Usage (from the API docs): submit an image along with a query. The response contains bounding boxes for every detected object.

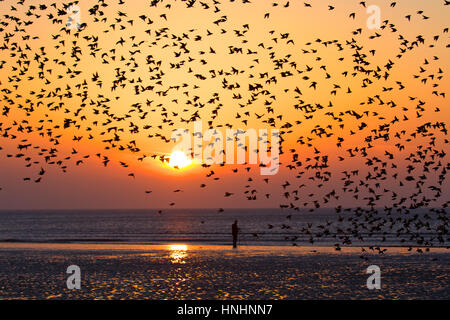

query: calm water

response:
[0,208,448,246]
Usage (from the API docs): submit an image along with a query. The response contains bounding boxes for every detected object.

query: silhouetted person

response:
[232,220,239,248]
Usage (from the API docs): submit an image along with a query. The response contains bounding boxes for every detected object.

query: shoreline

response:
[0,242,449,254]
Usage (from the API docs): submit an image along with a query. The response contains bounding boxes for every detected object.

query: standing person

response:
[232,220,239,248]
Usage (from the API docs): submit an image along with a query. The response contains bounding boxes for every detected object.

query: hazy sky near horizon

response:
[0,0,448,210]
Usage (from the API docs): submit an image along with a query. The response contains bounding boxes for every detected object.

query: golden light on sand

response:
[168,244,188,264]
[167,151,193,170]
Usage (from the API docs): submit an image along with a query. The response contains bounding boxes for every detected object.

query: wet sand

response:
[0,243,448,299]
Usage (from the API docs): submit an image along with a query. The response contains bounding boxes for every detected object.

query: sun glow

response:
[168,244,188,264]
[167,151,193,169]
[169,244,188,251]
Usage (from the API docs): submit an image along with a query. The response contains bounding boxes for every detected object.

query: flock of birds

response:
[0,0,449,255]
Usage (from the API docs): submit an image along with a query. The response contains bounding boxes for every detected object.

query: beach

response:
[0,243,448,300]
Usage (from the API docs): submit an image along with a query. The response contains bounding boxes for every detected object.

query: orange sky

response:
[0,0,448,209]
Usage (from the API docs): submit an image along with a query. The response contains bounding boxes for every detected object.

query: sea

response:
[0,208,448,247]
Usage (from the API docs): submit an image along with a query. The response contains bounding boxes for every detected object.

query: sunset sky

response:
[0,0,448,210]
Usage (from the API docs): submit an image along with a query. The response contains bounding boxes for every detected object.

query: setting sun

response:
[167,151,193,169]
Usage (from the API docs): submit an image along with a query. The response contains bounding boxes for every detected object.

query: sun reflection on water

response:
[168,244,188,264]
